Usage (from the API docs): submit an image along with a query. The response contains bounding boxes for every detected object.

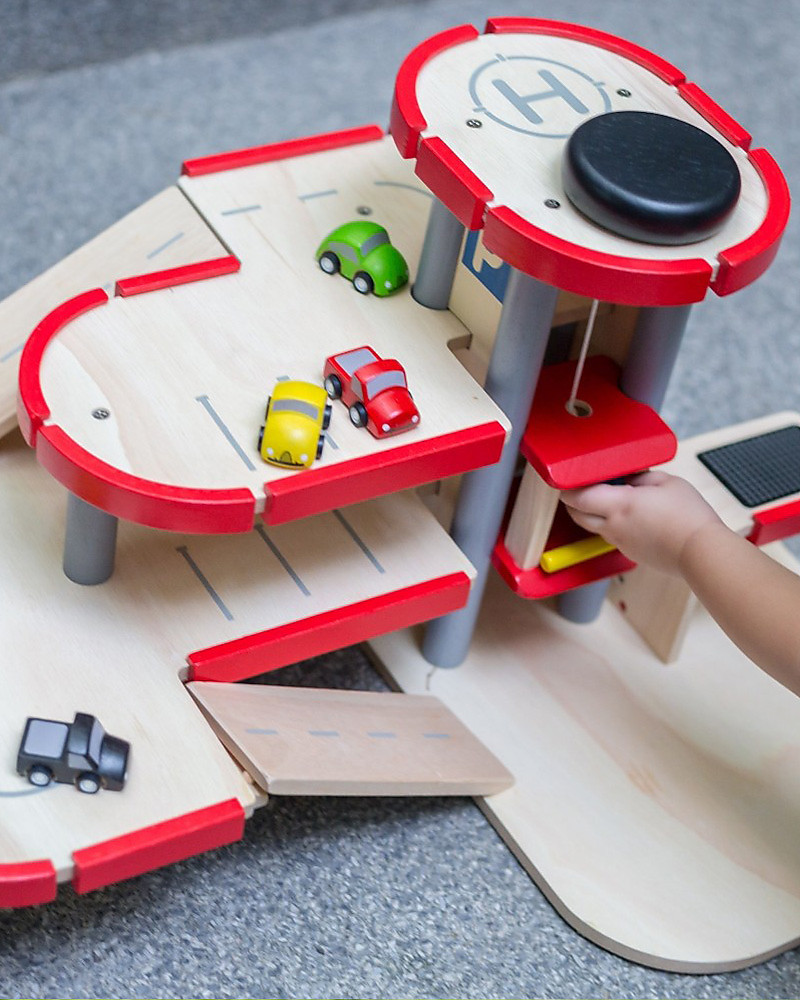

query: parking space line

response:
[147,232,185,258]
[254,525,311,596]
[333,509,385,574]
[196,394,257,470]
[176,546,234,620]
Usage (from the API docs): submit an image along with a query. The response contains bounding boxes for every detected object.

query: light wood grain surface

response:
[0,187,230,442]
[189,683,513,796]
[372,560,800,972]
[416,31,767,267]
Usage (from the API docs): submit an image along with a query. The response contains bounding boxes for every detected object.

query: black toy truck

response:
[17,712,130,793]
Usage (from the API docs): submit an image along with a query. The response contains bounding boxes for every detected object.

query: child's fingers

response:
[563,505,606,534]
[560,482,631,517]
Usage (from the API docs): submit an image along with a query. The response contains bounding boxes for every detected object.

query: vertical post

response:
[412,198,465,310]
[557,303,693,624]
[423,269,559,668]
[63,493,118,585]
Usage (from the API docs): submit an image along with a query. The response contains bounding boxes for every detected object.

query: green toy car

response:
[315,221,409,297]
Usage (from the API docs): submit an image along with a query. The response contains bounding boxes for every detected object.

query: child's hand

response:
[561,471,723,575]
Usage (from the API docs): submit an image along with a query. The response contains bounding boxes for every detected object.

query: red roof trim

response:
[484,17,686,84]
[677,81,751,149]
[389,24,480,159]
[483,206,713,306]
[72,799,245,895]
[36,425,256,533]
[115,255,240,296]
[181,124,384,177]
[187,571,471,683]
[748,499,800,547]
[712,147,791,297]
[0,860,58,908]
[263,420,505,525]
[415,136,493,230]
[17,288,109,446]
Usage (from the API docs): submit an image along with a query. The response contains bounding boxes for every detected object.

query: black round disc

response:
[561,111,741,245]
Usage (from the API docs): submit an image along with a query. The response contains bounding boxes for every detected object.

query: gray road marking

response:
[373,180,432,197]
[423,733,451,739]
[176,546,233,620]
[368,732,397,739]
[221,205,262,216]
[0,344,23,363]
[196,394,256,470]
[0,785,52,798]
[147,232,184,258]
[333,509,385,573]
[254,525,310,596]
[309,730,339,737]
[299,189,337,201]
[245,727,279,735]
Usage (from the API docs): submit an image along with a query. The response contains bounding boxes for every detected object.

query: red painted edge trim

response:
[389,24,480,159]
[188,572,470,682]
[712,148,792,297]
[17,288,109,446]
[748,499,800,546]
[0,860,58,908]
[492,536,636,599]
[484,17,686,85]
[37,425,255,533]
[181,124,385,177]
[483,206,713,306]
[263,421,505,525]
[72,799,245,895]
[115,255,240,296]
[677,81,751,149]
[416,136,493,230]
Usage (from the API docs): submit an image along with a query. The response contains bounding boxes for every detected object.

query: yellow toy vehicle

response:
[258,380,331,469]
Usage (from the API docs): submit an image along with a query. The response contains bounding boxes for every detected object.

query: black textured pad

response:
[698,425,800,508]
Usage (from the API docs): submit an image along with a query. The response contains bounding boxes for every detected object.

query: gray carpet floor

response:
[1,1,799,997]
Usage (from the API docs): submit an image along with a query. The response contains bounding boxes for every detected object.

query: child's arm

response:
[562,472,800,697]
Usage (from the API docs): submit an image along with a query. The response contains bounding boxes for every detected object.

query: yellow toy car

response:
[258,380,331,469]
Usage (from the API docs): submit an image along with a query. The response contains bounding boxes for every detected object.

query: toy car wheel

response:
[349,402,368,428]
[76,772,101,794]
[316,434,325,460]
[324,374,342,399]
[353,271,374,295]
[322,402,332,429]
[28,764,52,787]
[319,251,340,275]
[257,425,264,450]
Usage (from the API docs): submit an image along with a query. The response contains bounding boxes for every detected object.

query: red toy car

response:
[323,346,420,438]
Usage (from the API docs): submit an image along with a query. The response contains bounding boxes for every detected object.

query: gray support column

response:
[423,269,559,668]
[63,493,118,585]
[620,303,693,410]
[412,198,465,310]
[558,303,693,624]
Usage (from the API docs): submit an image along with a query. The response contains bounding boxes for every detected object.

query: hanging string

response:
[567,298,600,416]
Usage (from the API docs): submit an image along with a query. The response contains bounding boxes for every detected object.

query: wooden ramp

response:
[188,684,514,797]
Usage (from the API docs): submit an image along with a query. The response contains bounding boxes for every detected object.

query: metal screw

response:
[356,205,372,215]
[544,198,561,209]
[466,118,483,128]
[617,88,632,97]
[92,408,110,420]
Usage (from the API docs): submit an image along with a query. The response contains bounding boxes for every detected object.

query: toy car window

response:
[24,719,68,758]
[364,370,407,398]
[328,241,358,264]
[88,718,104,765]
[360,232,390,256]
[336,347,378,375]
[272,398,319,421]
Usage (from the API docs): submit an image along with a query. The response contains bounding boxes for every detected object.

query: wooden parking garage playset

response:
[1,17,797,973]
